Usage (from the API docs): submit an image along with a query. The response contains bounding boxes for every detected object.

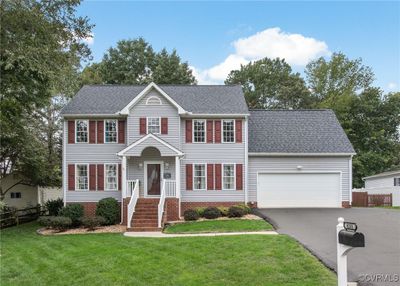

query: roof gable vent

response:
[146,96,162,105]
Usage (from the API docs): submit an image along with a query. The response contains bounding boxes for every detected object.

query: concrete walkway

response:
[124,230,278,238]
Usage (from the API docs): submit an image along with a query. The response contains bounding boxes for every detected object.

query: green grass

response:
[378,206,400,210]
[164,219,273,234]
[0,222,336,286]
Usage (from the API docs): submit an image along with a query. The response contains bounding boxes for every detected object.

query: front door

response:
[147,164,161,196]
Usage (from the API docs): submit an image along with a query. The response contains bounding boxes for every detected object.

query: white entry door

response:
[257,172,341,208]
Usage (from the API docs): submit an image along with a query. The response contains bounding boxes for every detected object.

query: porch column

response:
[122,156,127,198]
[175,155,181,216]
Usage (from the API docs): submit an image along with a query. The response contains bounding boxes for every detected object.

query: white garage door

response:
[257,173,341,208]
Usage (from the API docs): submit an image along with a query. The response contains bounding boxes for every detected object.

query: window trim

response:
[192,119,207,143]
[146,96,162,105]
[222,119,236,143]
[146,117,161,135]
[75,163,89,191]
[10,192,22,199]
[104,163,118,191]
[193,163,207,191]
[104,119,118,144]
[222,163,236,191]
[75,120,89,144]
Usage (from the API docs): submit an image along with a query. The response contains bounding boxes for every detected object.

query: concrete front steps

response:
[128,198,162,232]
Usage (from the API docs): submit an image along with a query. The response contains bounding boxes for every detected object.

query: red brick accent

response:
[181,201,243,213]
[342,201,351,208]
[67,202,122,220]
[164,198,180,221]
[121,197,131,225]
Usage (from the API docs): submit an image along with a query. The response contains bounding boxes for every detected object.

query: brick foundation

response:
[66,202,122,220]
[165,198,180,221]
[181,201,244,213]
[121,198,131,225]
[342,201,351,208]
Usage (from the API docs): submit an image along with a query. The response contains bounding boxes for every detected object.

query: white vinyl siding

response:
[193,120,206,143]
[105,120,117,143]
[193,164,206,190]
[76,164,88,191]
[105,164,118,191]
[75,120,88,143]
[222,119,235,143]
[223,164,235,190]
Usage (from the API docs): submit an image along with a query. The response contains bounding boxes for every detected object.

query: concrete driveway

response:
[255,208,400,286]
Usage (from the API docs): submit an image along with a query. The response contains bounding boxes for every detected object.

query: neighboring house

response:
[1,173,38,209]
[38,186,63,205]
[60,82,355,231]
[361,170,400,206]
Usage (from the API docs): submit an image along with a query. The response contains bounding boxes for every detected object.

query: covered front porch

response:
[118,134,183,229]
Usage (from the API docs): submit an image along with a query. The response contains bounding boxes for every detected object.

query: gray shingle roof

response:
[248,109,355,154]
[61,85,249,115]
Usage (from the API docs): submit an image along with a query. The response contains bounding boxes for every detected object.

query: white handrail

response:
[158,180,166,228]
[127,179,139,228]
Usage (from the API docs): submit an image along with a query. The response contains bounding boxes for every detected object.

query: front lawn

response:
[378,206,400,210]
[164,219,273,234]
[1,223,336,286]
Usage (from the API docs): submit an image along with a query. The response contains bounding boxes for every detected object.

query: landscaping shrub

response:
[45,198,64,216]
[38,216,54,227]
[81,216,106,231]
[59,204,84,226]
[37,216,72,231]
[235,204,251,214]
[228,206,245,218]
[203,207,221,219]
[95,197,119,225]
[194,207,206,217]
[183,209,199,221]
[217,206,229,216]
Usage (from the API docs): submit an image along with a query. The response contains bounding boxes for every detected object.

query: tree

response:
[81,38,196,85]
[0,0,92,199]
[225,58,313,109]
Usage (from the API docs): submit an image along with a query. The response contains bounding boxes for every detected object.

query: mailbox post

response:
[336,217,365,286]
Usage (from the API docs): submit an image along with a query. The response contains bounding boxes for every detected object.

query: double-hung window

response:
[193,164,206,190]
[76,164,88,190]
[76,120,88,143]
[223,164,235,190]
[105,120,117,143]
[222,120,235,143]
[105,164,118,190]
[147,117,160,134]
[193,120,206,143]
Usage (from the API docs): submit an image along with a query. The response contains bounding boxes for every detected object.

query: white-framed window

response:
[394,177,400,186]
[222,119,235,143]
[193,119,206,143]
[223,164,235,190]
[193,164,206,190]
[75,120,88,143]
[105,164,118,190]
[146,96,162,105]
[147,117,160,134]
[105,120,117,143]
[76,164,88,190]
[10,192,22,199]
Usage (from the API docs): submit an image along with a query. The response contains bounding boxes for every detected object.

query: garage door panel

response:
[257,173,341,208]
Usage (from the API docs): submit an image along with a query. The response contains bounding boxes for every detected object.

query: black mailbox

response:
[339,230,365,247]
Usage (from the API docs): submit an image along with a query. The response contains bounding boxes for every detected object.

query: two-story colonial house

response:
[61,83,355,231]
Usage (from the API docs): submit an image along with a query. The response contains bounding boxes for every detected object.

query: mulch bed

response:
[37,224,126,235]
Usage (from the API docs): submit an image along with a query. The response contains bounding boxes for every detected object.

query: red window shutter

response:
[140,118,146,135]
[185,120,192,143]
[68,164,75,190]
[214,120,221,143]
[89,164,96,191]
[118,164,122,191]
[186,164,193,190]
[97,164,104,191]
[207,120,214,143]
[236,164,243,190]
[207,164,214,190]
[68,121,75,144]
[97,121,104,144]
[118,120,125,144]
[161,118,168,134]
[215,164,222,190]
[89,121,96,144]
[236,119,242,143]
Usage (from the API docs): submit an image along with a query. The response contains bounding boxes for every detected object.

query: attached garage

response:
[257,172,341,208]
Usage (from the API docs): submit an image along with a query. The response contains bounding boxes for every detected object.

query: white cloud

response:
[82,34,94,45]
[194,27,330,84]
[388,82,398,90]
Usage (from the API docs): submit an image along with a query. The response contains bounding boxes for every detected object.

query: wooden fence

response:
[352,192,392,207]
[0,205,45,228]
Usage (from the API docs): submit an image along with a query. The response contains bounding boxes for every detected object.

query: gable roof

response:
[248,109,355,154]
[363,170,400,180]
[61,84,249,115]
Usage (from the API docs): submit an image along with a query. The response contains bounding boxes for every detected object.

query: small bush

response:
[228,206,245,218]
[95,198,119,225]
[37,216,72,231]
[59,204,84,226]
[235,204,251,214]
[194,207,206,217]
[45,198,64,216]
[203,207,221,219]
[183,209,199,221]
[38,216,54,227]
[81,216,106,231]
[217,206,229,216]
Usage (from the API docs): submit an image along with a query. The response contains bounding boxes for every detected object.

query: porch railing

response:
[165,179,176,197]
[127,179,139,228]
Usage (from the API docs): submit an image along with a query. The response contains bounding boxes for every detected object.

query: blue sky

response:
[78,1,399,92]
